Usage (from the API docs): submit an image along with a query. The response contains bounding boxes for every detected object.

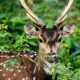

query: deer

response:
[19,0,75,80]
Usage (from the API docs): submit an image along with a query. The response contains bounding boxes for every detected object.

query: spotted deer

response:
[20,0,75,79]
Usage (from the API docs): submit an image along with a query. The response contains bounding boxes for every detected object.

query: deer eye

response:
[39,39,43,42]
[58,38,61,42]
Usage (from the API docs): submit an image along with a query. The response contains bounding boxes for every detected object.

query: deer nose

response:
[47,51,58,63]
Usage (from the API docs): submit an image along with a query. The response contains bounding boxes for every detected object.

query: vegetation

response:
[0,0,80,80]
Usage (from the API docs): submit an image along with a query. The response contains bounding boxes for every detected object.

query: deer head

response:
[20,0,75,61]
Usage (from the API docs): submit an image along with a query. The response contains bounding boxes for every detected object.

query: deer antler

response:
[54,0,73,26]
[20,0,45,30]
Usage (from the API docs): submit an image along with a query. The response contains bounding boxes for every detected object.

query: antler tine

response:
[54,0,73,26]
[20,0,45,30]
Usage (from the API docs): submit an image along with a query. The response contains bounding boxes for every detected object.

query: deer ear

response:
[24,24,37,36]
[62,24,75,36]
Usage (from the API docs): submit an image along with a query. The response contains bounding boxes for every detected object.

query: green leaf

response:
[3,58,20,69]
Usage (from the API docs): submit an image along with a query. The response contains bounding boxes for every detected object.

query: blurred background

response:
[0,0,80,79]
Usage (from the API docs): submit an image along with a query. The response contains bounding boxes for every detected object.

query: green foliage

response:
[51,63,80,80]
[72,69,80,80]
[0,30,39,54]
[3,58,20,68]
[55,63,73,80]
[0,0,80,79]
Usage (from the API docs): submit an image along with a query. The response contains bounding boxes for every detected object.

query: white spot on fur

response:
[3,74,6,77]
[8,78,11,80]
[17,70,21,72]
[26,77,28,80]
[13,73,16,77]
[16,66,19,68]
[24,66,26,69]
[22,78,25,80]
[11,55,15,58]
[9,69,14,72]
[33,77,36,80]
[6,56,10,58]
[6,68,9,71]
[1,55,4,57]
[24,54,28,57]
[0,62,3,65]
[0,69,2,71]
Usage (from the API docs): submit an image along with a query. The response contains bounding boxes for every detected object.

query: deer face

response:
[24,24,75,55]
[20,0,75,56]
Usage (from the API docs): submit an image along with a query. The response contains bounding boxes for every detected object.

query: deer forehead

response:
[42,28,59,41]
